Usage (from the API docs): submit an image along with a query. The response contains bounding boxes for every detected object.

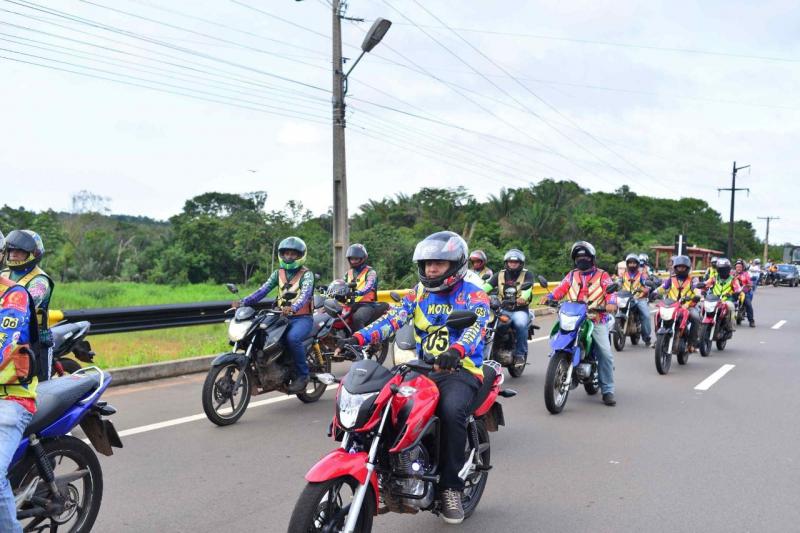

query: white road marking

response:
[694,364,736,391]
[771,320,787,330]
[531,336,549,343]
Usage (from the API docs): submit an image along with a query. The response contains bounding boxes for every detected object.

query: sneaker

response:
[287,376,309,394]
[440,488,464,524]
[602,392,616,406]
[512,354,526,366]
[643,337,652,347]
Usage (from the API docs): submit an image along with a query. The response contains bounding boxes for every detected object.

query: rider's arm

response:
[290,271,315,314]
[353,288,415,345]
[519,271,535,303]
[600,271,617,307]
[26,275,51,309]
[481,273,499,293]
[241,271,278,306]
[451,289,490,358]
[547,273,572,301]
[353,268,377,297]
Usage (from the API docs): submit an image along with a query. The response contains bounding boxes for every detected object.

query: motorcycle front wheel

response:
[462,420,490,519]
[202,363,252,426]
[654,334,672,375]
[544,351,571,414]
[288,476,375,533]
[508,353,526,378]
[698,325,712,357]
[612,319,626,351]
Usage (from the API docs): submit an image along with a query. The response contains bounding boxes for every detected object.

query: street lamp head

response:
[361,18,391,52]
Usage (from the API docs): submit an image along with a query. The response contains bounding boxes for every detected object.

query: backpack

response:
[0,286,48,385]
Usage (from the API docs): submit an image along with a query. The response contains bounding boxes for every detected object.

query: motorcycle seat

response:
[50,321,90,352]
[469,364,498,414]
[25,373,102,436]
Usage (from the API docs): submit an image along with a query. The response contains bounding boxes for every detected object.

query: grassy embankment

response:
[51,282,263,369]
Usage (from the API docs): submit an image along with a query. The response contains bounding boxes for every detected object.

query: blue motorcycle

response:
[543,282,618,414]
[10,368,121,531]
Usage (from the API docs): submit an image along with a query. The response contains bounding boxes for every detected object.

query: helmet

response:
[469,250,487,267]
[753,258,761,265]
[638,253,649,266]
[4,230,45,271]
[570,241,596,260]
[346,243,368,268]
[735,258,746,268]
[625,253,639,268]
[326,279,349,302]
[716,258,732,278]
[277,236,307,270]
[0,231,4,262]
[673,255,691,269]
[412,231,468,293]
[710,256,719,267]
[503,249,525,274]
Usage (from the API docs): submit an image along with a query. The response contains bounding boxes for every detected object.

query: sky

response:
[0,0,798,245]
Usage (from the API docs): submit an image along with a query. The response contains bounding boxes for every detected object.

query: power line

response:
[228,0,329,39]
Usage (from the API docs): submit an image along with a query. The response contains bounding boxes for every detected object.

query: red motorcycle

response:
[653,295,699,374]
[288,311,515,533]
[698,293,734,357]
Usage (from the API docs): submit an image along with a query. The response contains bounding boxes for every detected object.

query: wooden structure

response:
[651,245,724,271]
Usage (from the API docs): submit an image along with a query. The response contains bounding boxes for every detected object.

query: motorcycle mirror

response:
[347,282,358,289]
[314,273,321,280]
[520,282,533,290]
[445,310,478,329]
[225,283,239,294]
[537,275,549,288]
[605,282,620,294]
[481,273,492,281]
[389,291,402,303]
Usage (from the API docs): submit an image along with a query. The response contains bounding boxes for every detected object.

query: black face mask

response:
[627,265,638,274]
[717,268,731,278]
[576,258,593,271]
[675,269,688,280]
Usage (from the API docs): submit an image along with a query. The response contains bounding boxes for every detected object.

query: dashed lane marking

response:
[694,364,736,391]
[771,320,787,330]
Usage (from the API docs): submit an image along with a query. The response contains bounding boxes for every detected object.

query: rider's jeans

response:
[634,298,652,341]
[724,301,736,331]
[591,320,615,395]
[0,401,32,533]
[284,315,313,379]
[743,292,754,322]
[497,310,530,356]
[430,370,480,492]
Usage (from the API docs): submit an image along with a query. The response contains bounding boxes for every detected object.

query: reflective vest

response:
[567,270,605,309]
[666,276,693,302]
[621,270,644,293]
[0,266,54,332]
[498,269,529,302]
[277,267,312,315]
[345,266,376,303]
[711,276,735,299]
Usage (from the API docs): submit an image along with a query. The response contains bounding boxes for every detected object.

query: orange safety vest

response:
[666,276,693,303]
[278,267,312,315]
[345,267,376,303]
[620,270,644,293]
[567,270,606,309]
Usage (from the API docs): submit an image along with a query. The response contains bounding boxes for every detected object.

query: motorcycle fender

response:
[305,449,380,511]
[211,352,248,368]
[657,327,671,335]
[549,332,577,353]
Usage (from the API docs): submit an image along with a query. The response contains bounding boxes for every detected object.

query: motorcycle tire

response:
[297,350,330,404]
[544,351,571,414]
[202,363,252,426]
[10,435,103,533]
[677,337,689,365]
[716,337,728,351]
[366,340,390,366]
[583,378,599,396]
[654,334,672,375]
[508,354,526,378]
[699,325,712,357]
[612,325,626,352]
[630,334,640,346]
[288,476,375,533]
[462,419,490,519]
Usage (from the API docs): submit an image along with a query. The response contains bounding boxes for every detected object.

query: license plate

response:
[80,414,123,456]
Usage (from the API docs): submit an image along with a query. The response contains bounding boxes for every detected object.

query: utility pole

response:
[757,216,779,265]
[718,161,750,259]
[331,0,348,279]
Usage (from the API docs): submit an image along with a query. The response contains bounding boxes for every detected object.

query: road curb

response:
[108,354,217,387]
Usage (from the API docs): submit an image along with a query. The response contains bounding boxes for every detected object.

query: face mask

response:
[627,265,638,274]
[576,258,593,271]
[675,269,688,280]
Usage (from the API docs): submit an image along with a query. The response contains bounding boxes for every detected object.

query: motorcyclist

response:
[735,259,755,327]
[234,237,315,394]
[1,230,54,379]
[748,258,762,291]
[469,250,493,280]
[338,231,489,525]
[702,258,741,334]
[343,243,383,331]
[620,253,653,346]
[657,255,701,350]
[482,249,534,366]
[704,257,719,281]
[638,253,652,277]
[542,241,618,406]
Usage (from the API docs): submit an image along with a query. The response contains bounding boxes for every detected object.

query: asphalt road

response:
[90,286,798,532]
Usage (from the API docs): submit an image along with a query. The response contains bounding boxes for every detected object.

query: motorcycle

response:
[611,289,644,351]
[542,281,619,414]
[734,291,747,326]
[653,295,700,374]
[287,311,515,533]
[11,367,121,531]
[50,321,96,376]
[697,292,734,357]
[201,285,334,426]
[483,278,547,378]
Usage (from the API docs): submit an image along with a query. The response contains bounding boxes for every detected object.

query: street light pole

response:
[718,161,750,259]
[757,216,779,265]
[331,0,348,279]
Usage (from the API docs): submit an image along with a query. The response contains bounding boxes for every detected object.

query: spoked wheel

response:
[508,353,526,378]
[297,349,330,403]
[676,337,689,365]
[612,320,626,351]
[462,420,490,519]
[202,362,252,426]
[287,476,374,533]
[699,325,712,357]
[544,351,571,414]
[10,436,103,533]
[654,334,672,375]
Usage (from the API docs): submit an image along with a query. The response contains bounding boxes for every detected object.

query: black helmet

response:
[503,249,525,274]
[277,236,307,270]
[5,230,45,271]
[625,253,639,268]
[570,241,596,260]
[346,243,368,268]
[412,231,468,293]
[673,255,691,279]
[716,258,732,278]
[326,279,349,302]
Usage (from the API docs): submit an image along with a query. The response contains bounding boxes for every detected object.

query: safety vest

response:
[345,266,376,303]
[0,266,54,331]
[567,270,605,309]
[277,267,312,315]
[498,269,529,303]
[711,276,735,299]
[621,270,644,293]
[667,276,693,302]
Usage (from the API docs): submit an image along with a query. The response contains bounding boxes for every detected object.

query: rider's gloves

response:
[336,336,363,348]
[436,348,462,371]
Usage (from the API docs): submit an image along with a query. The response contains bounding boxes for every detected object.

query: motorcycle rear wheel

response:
[654,334,672,375]
[202,363,252,426]
[288,476,374,533]
[698,325,712,357]
[716,337,728,351]
[583,376,599,396]
[297,350,330,403]
[630,334,640,346]
[676,337,689,365]
[507,353,526,378]
[544,352,571,414]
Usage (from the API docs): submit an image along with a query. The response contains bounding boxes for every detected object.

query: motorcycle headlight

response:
[617,297,629,308]
[337,388,378,429]
[659,307,675,321]
[228,320,251,342]
[704,301,717,313]
[559,312,580,332]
